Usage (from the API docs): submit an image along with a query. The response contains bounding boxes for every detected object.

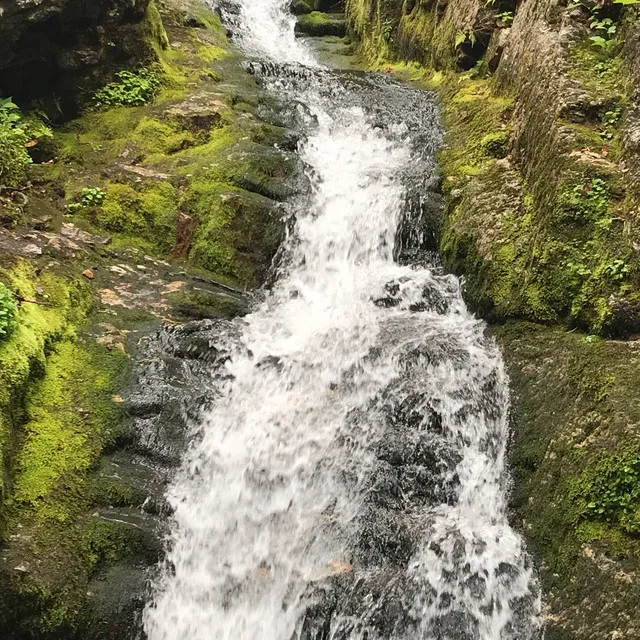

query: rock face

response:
[0,0,156,116]
[348,0,640,336]
[345,0,640,638]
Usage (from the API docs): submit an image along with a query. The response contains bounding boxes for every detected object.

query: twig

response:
[16,295,52,307]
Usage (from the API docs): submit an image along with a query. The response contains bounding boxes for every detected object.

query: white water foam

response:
[144,2,541,639]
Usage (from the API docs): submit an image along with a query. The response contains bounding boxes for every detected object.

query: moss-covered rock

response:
[296,12,347,37]
[497,322,640,639]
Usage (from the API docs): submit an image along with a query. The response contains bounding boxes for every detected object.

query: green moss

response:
[185,180,283,285]
[97,181,179,249]
[496,322,640,636]
[0,264,91,494]
[146,0,170,52]
[297,12,346,37]
[131,116,195,155]
[11,341,129,519]
[480,131,509,158]
[0,321,132,633]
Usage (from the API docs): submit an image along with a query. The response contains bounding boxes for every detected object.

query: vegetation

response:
[0,283,17,341]
[575,450,640,534]
[0,2,288,633]
[93,69,162,109]
[0,98,52,188]
[296,11,346,36]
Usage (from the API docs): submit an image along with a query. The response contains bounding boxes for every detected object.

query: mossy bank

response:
[345,0,640,637]
[0,0,302,636]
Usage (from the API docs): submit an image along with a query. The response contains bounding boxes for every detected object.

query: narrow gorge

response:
[0,0,638,639]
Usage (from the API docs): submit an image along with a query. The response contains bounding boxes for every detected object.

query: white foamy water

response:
[144,2,541,639]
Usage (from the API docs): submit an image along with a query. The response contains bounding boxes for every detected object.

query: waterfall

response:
[143,1,542,638]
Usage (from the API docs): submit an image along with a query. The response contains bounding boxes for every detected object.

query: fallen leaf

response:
[82,269,95,280]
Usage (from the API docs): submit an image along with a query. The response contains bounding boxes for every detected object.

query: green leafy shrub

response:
[0,282,18,341]
[81,187,106,207]
[575,451,640,534]
[0,97,53,188]
[0,98,32,188]
[93,69,161,109]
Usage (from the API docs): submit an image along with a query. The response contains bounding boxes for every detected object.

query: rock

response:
[61,222,111,246]
[173,212,197,259]
[290,0,314,15]
[162,94,229,131]
[31,216,53,231]
[0,0,156,116]
[21,243,43,258]
[83,269,95,280]
[116,165,172,181]
[295,12,347,37]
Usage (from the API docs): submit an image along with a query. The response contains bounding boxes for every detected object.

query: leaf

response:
[589,35,607,47]
[454,30,467,48]
[614,0,640,5]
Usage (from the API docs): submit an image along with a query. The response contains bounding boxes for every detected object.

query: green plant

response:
[590,16,616,34]
[0,98,32,188]
[497,10,514,25]
[455,29,477,49]
[0,282,18,341]
[576,451,640,534]
[93,69,161,109]
[65,203,84,215]
[380,19,394,43]
[603,106,622,126]
[602,259,630,282]
[81,187,106,207]
[0,97,53,188]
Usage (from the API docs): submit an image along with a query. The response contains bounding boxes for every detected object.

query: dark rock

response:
[0,0,156,117]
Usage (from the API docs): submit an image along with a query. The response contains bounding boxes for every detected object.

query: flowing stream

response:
[143,1,542,638]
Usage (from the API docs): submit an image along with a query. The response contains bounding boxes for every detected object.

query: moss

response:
[0,330,132,634]
[496,322,640,637]
[0,264,91,494]
[169,285,249,320]
[480,131,509,158]
[146,0,171,52]
[95,181,179,250]
[297,12,347,37]
[131,116,196,155]
[185,180,283,285]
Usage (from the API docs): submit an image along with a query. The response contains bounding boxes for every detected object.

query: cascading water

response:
[143,1,542,639]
